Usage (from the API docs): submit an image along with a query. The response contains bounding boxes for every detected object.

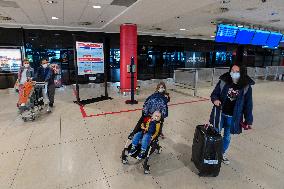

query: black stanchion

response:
[125,57,138,105]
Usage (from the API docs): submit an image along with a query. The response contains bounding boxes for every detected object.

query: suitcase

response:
[191,106,223,177]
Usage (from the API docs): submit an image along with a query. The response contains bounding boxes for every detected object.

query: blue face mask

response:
[230,72,240,82]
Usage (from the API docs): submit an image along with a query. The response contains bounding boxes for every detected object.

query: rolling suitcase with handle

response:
[191,106,223,177]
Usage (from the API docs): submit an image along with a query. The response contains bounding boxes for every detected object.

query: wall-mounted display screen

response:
[0,49,22,72]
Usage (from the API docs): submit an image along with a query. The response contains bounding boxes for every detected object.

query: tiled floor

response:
[0,81,284,189]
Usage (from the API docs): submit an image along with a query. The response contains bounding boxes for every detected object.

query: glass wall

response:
[1,27,282,84]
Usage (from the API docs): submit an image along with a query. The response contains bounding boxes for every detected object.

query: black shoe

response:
[137,150,146,160]
[128,146,137,156]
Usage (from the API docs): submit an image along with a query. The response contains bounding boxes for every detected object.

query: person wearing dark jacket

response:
[210,64,254,165]
[35,59,55,112]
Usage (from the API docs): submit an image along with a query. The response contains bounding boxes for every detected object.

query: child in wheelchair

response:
[128,111,162,159]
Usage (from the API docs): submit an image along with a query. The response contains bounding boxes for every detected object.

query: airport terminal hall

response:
[1,0,284,188]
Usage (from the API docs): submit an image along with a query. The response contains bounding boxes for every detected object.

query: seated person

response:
[128,111,162,159]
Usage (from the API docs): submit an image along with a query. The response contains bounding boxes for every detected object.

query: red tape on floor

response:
[72,87,209,118]
[84,97,209,118]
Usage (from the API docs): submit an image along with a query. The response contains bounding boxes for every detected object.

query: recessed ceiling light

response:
[47,1,57,4]
[180,28,186,31]
[52,16,59,20]
[93,5,101,9]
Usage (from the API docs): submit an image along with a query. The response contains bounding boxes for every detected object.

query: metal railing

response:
[174,66,284,96]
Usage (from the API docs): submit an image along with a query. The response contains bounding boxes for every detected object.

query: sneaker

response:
[137,150,146,160]
[222,154,230,165]
[47,106,52,113]
[128,146,137,156]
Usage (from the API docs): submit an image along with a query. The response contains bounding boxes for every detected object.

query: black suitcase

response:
[191,106,223,177]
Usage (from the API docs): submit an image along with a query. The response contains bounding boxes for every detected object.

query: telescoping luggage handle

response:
[213,106,222,134]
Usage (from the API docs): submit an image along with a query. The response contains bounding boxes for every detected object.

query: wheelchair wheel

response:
[122,159,128,164]
[144,166,150,174]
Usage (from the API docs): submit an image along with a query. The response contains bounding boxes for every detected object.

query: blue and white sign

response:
[76,42,104,75]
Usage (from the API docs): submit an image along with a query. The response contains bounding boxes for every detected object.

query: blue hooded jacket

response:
[143,92,169,118]
[209,73,255,134]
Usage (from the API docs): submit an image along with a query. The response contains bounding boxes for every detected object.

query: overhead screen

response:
[279,36,284,47]
[215,24,238,43]
[234,28,255,44]
[265,32,282,48]
[251,30,270,46]
[215,24,283,48]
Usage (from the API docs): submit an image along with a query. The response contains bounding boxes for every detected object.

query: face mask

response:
[230,72,240,83]
[158,88,165,93]
[42,64,48,68]
[24,64,29,68]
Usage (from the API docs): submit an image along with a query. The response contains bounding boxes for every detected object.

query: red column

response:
[120,24,137,92]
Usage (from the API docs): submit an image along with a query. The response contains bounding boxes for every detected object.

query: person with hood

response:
[129,82,170,138]
[34,59,55,112]
[210,64,254,165]
[17,59,34,106]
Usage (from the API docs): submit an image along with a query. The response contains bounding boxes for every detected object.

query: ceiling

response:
[0,0,284,40]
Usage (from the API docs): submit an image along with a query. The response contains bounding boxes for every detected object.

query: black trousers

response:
[47,83,55,106]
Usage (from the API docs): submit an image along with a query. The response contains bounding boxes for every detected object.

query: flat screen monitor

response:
[266,32,282,48]
[0,48,22,72]
[279,36,284,47]
[234,28,255,44]
[215,24,238,43]
[251,30,270,46]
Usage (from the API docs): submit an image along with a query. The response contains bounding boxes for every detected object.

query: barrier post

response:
[211,68,214,86]
[193,69,198,96]
[125,57,138,105]
[264,67,268,80]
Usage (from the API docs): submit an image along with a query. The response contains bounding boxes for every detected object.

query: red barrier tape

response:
[85,97,209,118]
[72,86,210,118]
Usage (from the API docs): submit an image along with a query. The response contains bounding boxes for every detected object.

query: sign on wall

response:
[185,52,206,68]
[0,48,22,72]
[76,42,104,75]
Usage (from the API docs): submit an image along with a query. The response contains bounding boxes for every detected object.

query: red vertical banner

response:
[120,24,137,92]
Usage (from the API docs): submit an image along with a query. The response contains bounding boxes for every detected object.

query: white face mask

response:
[24,64,29,68]
[230,72,240,83]
[158,88,165,93]
[42,64,48,68]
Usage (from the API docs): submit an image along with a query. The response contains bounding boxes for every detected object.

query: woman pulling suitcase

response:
[210,64,254,165]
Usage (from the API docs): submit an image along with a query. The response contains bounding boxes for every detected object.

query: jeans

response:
[132,131,152,151]
[220,114,233,154]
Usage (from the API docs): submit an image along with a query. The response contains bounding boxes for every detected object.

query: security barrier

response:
[173,66,284,96]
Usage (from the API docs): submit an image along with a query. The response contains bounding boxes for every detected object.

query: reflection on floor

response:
[0,81,284,189]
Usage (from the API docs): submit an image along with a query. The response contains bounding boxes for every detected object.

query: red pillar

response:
[120,24,137,92]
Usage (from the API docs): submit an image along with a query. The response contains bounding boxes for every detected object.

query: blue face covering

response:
[230,72,240,83]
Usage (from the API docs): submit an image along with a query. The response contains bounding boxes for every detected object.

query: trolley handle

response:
[213,105,222,134]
